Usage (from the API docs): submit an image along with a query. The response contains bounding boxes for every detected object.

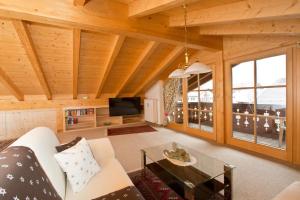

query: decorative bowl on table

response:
[163,143,197,166]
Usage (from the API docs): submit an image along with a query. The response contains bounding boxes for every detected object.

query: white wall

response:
[144,80,164,125]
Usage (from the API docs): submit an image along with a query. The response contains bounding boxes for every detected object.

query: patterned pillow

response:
[55,137,82,152]
[54,138,101,193]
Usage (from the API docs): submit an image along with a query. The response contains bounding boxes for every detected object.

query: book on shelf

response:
[65,108,95,125]
[65,108,94,117]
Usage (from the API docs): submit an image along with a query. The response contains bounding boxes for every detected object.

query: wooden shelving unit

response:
[64,108,95,131]
[63,106,144,132]
[123,114,144,124]
[95,107,123,127]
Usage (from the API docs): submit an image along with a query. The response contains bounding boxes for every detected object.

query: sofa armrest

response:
[87,138,115,166]
[272,181,300,200]
[10,127,66,199]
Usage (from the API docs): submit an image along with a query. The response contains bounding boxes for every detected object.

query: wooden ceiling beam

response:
[198,19,300,35]
[73,28,81,99]
[0,0,221,51]
[96,35,126,98]
[115,41,160,97]
[133,46,185,96]
[12,20,52,100]
[0,67,24,101]
[169,0,300,27]
[74,0,87,6]
[129,0,200,17]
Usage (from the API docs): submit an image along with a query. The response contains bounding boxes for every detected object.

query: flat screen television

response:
[109,97,141,116]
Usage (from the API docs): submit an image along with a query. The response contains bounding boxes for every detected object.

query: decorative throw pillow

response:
[54,138,101,193]
[55,137,82,152]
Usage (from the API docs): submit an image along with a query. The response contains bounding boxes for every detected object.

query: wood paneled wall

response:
[293,47,300,165]
[0,109,56,140]
[0,97,110,133]
[223,35,300,60]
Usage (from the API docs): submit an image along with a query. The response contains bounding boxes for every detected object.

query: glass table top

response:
[142,142,234,189]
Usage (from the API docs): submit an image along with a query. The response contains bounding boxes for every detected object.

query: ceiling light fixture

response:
[184,61,212,75]
[168,1,211,79]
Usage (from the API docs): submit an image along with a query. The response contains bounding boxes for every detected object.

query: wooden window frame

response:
[168,63,217,141]
[182,63,217,141]
[224,48,293,162]
[187,73,214,131]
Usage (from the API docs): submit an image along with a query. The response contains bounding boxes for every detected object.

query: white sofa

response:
[10,127,134,200]
[272,181,300,200]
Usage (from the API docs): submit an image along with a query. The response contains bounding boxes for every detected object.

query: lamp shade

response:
[168,69,190,78]
[184,62,211,75]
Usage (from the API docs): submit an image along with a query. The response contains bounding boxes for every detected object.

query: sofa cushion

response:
[10,127,66,199]
[54,138,101,193]
[65,158,133,200]
[56,137,82,152]
[87,138,115,166]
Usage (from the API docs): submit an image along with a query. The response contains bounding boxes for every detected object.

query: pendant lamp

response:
[168,1,211,78]
[184,61,212,75]
[168,69,190,78]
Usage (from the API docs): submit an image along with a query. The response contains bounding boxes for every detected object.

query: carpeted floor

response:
[59,127,300,200]
[108,125,157,136]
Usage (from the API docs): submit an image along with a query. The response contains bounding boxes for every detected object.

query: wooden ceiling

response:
[0,0,299,101]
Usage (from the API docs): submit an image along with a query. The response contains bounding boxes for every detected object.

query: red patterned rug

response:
[129,168,224,200]
[108,125,157,136]
[128,168,183,200]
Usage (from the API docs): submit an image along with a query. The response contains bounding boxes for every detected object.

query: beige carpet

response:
[59,127,300,200]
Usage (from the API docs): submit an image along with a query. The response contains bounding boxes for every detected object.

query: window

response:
[187,72,214,132]
[231,55,287,149]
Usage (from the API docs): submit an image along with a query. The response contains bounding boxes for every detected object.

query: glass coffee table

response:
[141,143,235,200]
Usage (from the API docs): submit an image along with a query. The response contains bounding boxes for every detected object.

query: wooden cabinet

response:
[63,106,124,132]
[95,107,123,127]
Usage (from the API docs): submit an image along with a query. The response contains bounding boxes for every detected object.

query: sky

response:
[232,54,286,88]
